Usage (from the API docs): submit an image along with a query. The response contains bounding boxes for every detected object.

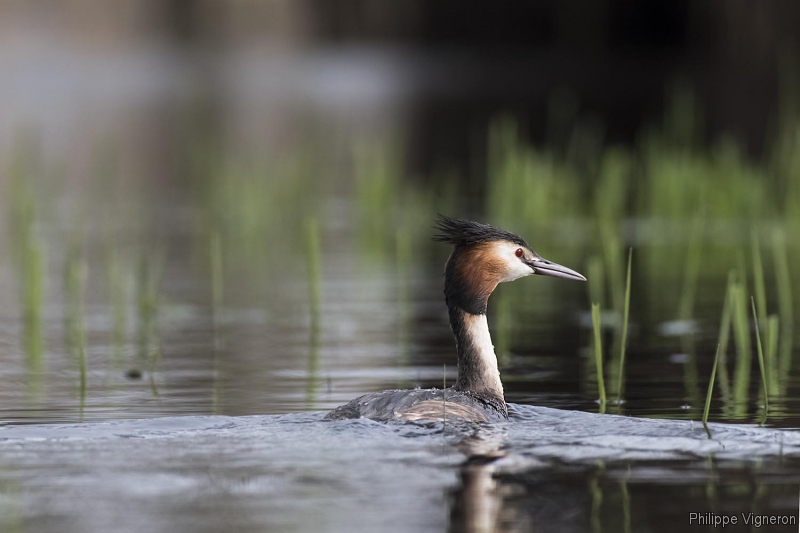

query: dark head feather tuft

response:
[432,214,528,248]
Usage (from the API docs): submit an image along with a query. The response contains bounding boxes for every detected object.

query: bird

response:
[324,215,586,423]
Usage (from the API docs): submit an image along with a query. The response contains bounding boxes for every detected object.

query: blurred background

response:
[2,0,800,426]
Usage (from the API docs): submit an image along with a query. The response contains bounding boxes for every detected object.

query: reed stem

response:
[615,248,632,401]
[591,302,607,410]
[750,297,770,419]
[702,343,721,437]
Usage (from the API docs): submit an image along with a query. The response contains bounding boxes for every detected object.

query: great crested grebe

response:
[325,215,586,423]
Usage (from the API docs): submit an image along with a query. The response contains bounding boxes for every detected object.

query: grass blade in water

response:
[64,231,88,419]
[751,228,767,328]
[715,272,735,406]
[106,248,128,367]
[731,282,751,416]
[766,315,779,395]
[751,228,768,341]
[702,343,721,438]
[305,218,322,405]
[586,256,605,309]
[591,302,606,411]
[396,227,413,373]
[750,297,770,420]
[615,248,632,401]
[210,230,224,414]
[771,228,793,380]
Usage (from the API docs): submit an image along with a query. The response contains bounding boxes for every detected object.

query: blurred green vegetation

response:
[3,82,800,427]
[484,82,800,424]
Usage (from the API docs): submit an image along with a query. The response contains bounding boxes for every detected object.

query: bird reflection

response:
[447,427,530,533]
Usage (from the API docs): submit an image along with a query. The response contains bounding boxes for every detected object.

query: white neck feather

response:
[457,311,504,400]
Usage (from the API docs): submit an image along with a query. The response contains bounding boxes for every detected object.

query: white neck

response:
[452,308,504,402]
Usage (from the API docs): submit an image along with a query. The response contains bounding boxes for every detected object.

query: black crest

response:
[432,214,528,248]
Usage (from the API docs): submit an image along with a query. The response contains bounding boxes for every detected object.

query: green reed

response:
[64,231,87,416]
[715,272,735,406]
[352,140,451,265]
[730,281,752,416]
[482,95,794,336]
[614,248,633,401]
[702,343,721,437]
[354,142,401,257]
[736,249,748,294]
[750,297,770,420]
[305,217,322,405]
[751,229,768,336]
[766,315,779,395]
[591,302,607,411]
[210,229,224,414]
[589,463,605,533]
[600,220,624,316]
[620,479,631,533]
[487,117,584,242]
[8,171,46,398]
[771,228,793,380]
[396,226,414,373]
[106,248,128,366]
[587,257,606,309]
[137,246,166,395]
[21,238,45,392]
[210,230,223,311]
[193,150,320,281]
[584,258,605,401]
[5,81,800,427]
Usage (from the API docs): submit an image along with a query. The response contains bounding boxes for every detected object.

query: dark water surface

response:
[3,205,798,427]
[2,407,800,533]
[2,182,800,533]
[2,210,800,532]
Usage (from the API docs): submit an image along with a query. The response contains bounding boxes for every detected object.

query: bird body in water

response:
[325,216,586,423]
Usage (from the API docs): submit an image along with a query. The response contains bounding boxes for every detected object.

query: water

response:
[4,217,793,427]
[2,407,800,532]
[2,197,800,531]
[4,41,800,532]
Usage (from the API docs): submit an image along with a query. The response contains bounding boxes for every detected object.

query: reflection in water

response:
[1,409,800,532]
[772,228,793,381]
[106,247,129,368]
[395,226,413,382]
[444,405,800,532]
[619,478,631,533]
[210,229,224,414]
[64,229,87,418]
[448,428,517,533]
[305,217,322,406]
[452,459,506,533]
[9,160,45,403]
[137,247,166,399]
[447,428,622,533]
[589,465,604,533]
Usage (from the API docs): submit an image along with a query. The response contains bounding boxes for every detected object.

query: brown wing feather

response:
[397,400,490,423]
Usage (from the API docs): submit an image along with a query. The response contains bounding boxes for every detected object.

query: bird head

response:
[434,215,585,314]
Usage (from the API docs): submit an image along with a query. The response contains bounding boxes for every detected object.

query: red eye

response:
[515,248,524,258]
